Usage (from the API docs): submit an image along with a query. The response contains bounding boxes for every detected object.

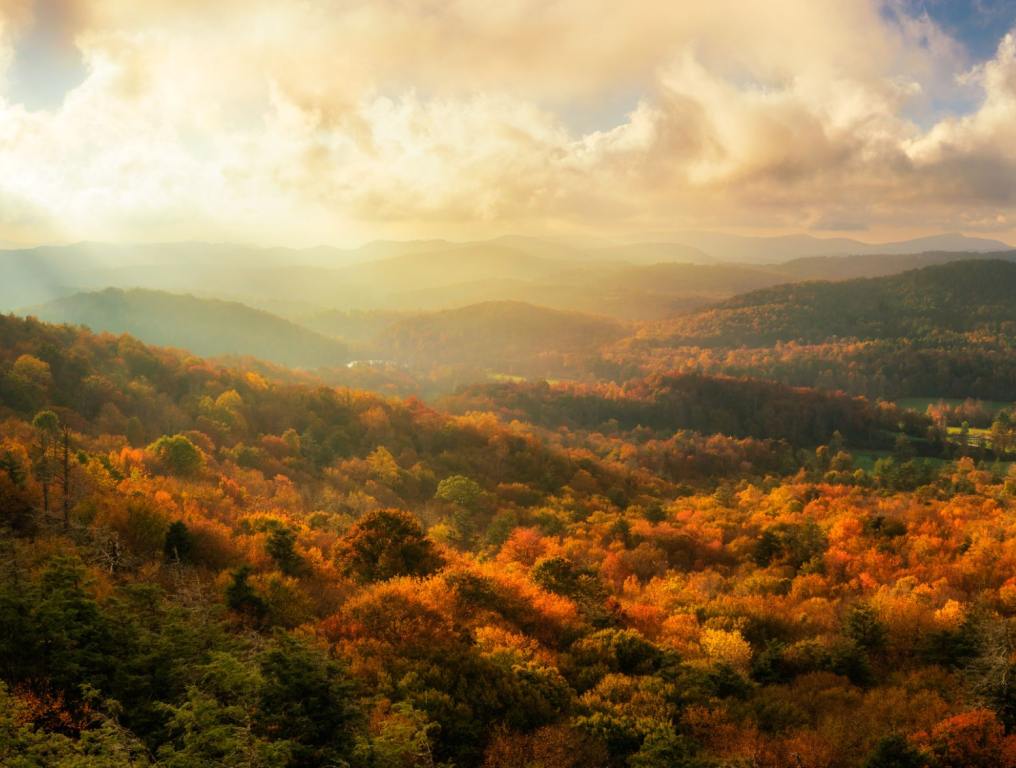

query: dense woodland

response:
[603,261,1016,403]
[5,249,1016,767]
[11,0,1016,758]
[439,376,934,450]
[651,260,1016,347]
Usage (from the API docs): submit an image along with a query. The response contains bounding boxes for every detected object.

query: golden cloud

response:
[0,0,1012,244]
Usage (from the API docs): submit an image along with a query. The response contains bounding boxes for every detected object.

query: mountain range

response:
[2,232,1010,317]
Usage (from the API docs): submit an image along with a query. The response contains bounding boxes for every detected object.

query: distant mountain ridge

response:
[23,288,349,369]
[634,231,1012,263]
[1,234,1011,320]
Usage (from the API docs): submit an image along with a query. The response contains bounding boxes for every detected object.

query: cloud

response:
[0,0,1014,244]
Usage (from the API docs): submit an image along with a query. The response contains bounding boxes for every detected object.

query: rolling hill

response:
[376,261,793,320]
[372,300,628,373]
[777,250,1016,282]
[654,259,1016,347]
[23,288,349,369]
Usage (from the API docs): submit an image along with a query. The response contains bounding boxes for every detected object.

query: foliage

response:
[148,435,202,477]
[336,508,443,582]
[2,313,1016,767]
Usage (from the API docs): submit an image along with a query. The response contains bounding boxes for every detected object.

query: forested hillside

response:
[616,261,1016,402]
[25,288,350,369]
[12,1,1016,765]
[778,250,1016,281]
[656,260,1016,347]
[439,375,932,449]
[5,314,1016,767]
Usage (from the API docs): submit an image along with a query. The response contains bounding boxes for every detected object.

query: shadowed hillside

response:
[374,300,627,373]
[655,259,1016,346]
[778,250,1016,281]
[24,288,349,369]
[440,373,932,448]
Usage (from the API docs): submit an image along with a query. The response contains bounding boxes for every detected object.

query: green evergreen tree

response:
[163,520,193,563]
[225,566,267,623]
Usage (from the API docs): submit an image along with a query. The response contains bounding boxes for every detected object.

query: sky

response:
[1,1,1016,247]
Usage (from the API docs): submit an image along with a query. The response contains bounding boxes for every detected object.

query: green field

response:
[852,449,890,471]
[946,425,991,436]
[895,397,1012,414]
[946,424,993,447]
[851,449,951,471]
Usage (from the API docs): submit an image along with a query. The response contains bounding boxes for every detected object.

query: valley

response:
[4,234,1016,767]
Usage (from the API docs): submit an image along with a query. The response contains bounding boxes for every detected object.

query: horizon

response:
[2,228,1014,254]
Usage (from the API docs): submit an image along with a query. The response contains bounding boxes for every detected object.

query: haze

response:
[9,4,1016,768]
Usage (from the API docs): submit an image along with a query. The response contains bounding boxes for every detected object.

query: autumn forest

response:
[4,240,1016,768]
[9,2,1016,767]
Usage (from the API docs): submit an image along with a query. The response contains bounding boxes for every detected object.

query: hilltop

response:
[23,288,349,369]
[656,259,1016,346]
[374,300,627,373]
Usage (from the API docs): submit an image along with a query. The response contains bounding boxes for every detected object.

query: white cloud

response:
[0,0,1013,244]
